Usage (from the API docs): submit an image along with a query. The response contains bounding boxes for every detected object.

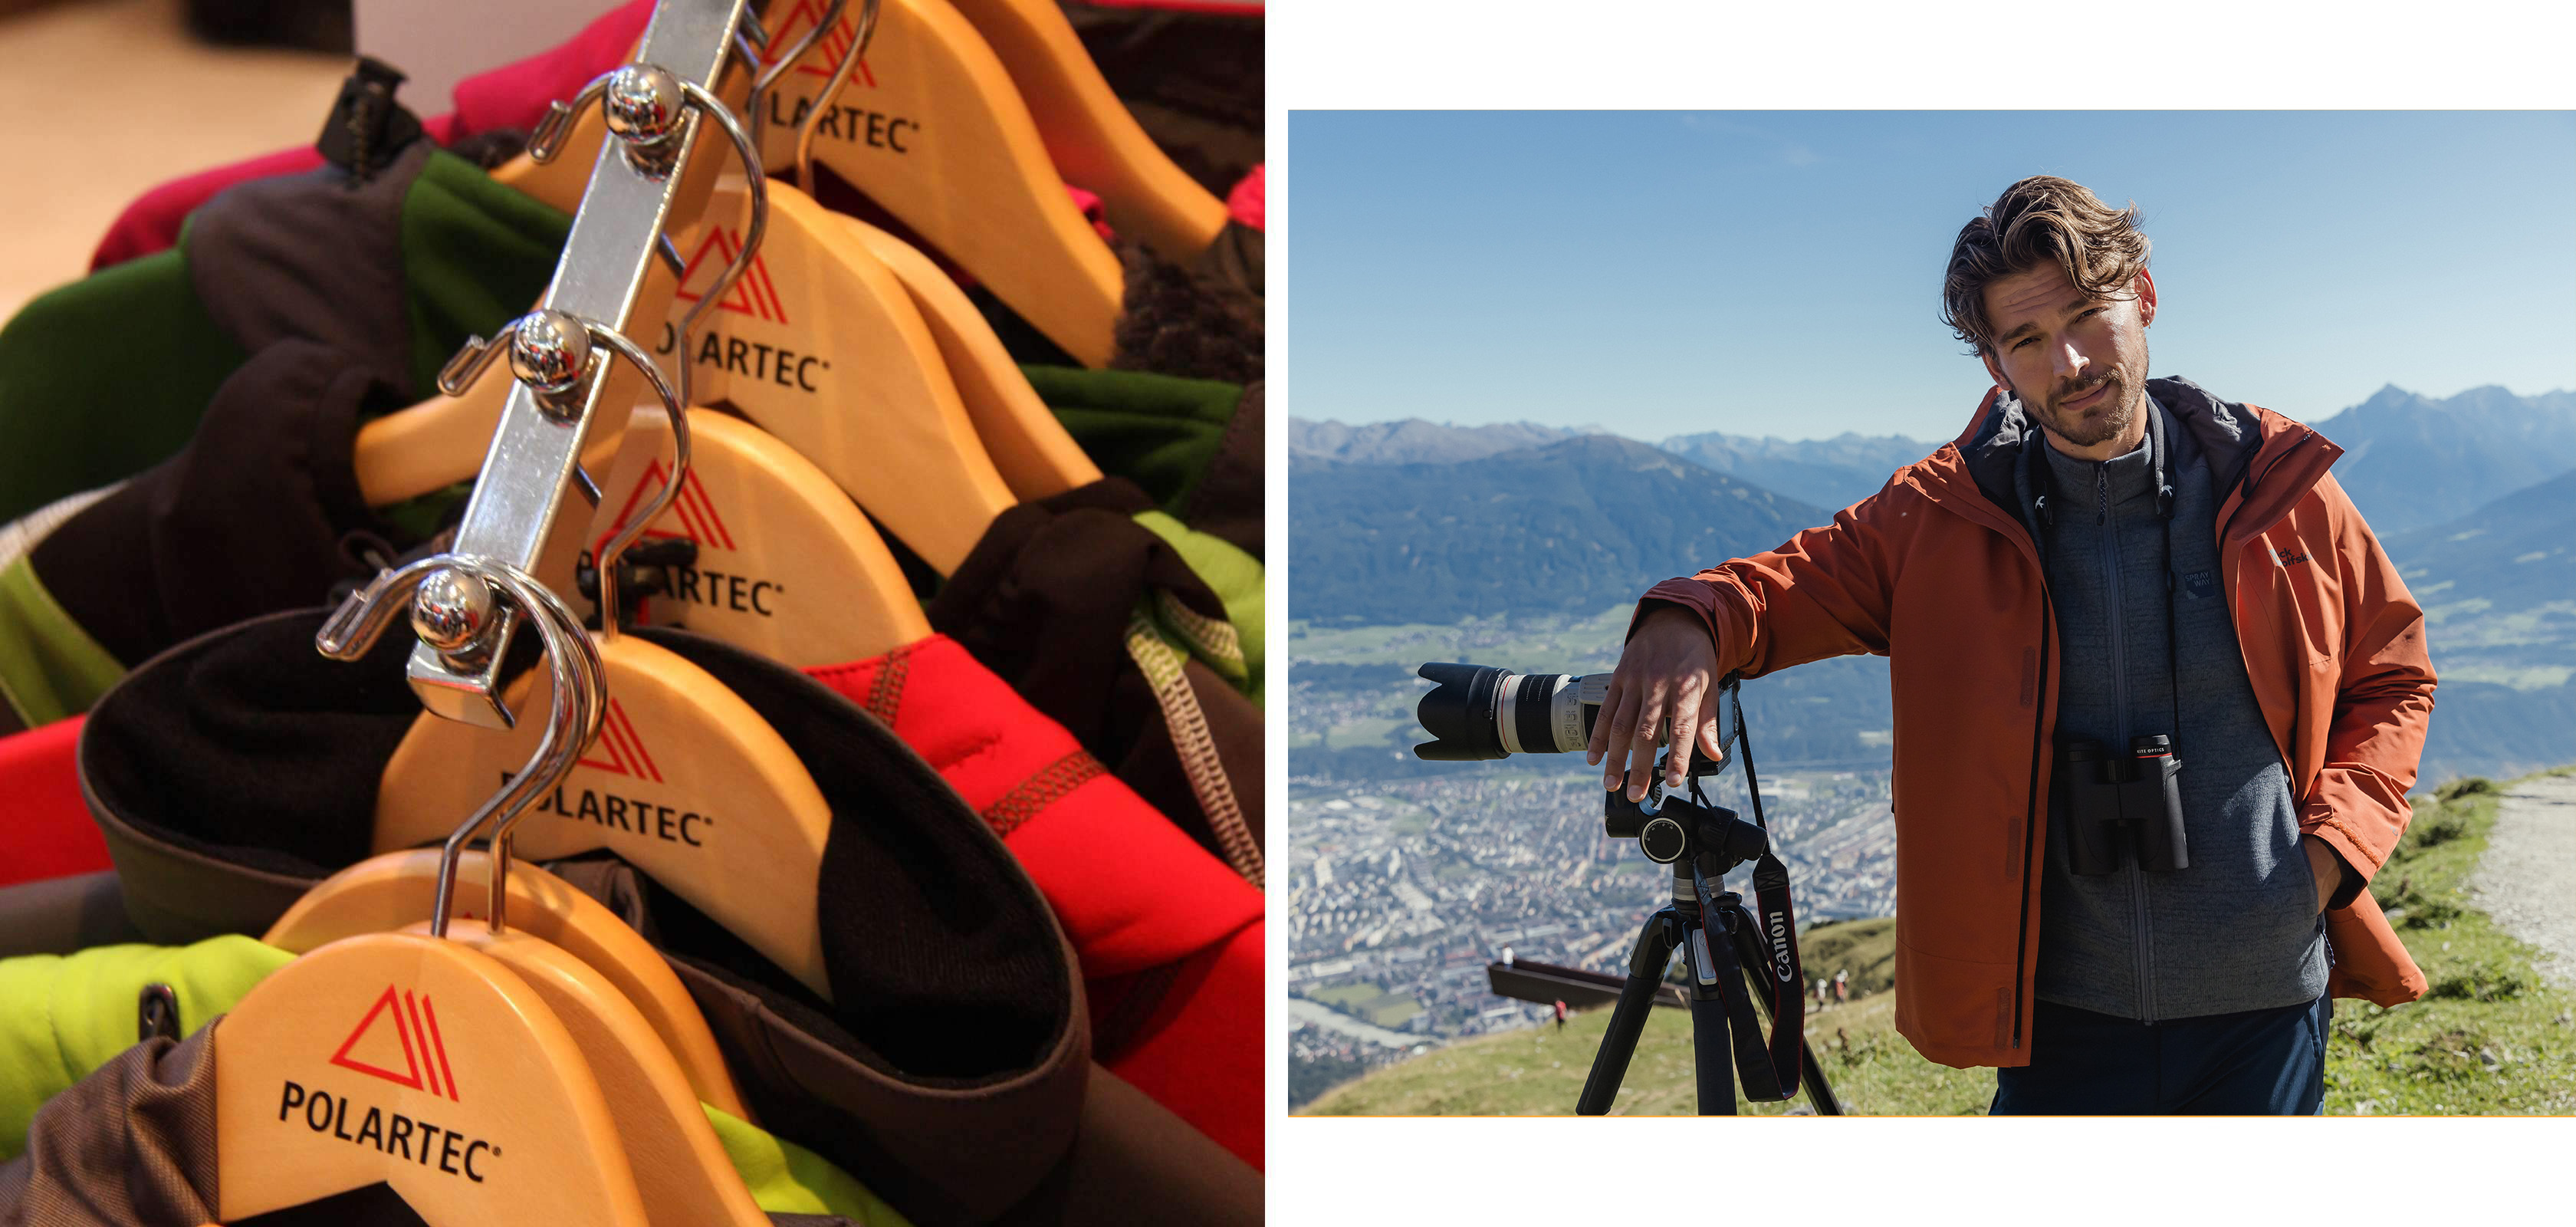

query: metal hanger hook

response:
[792,0,880,192]
[659,76,770,412]
[568,319,693,639]
[314,555,606,937]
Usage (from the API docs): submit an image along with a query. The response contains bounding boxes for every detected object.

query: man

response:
[1587,176,2434,1114]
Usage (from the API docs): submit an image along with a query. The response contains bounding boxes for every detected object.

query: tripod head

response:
[1603,751,1768,870]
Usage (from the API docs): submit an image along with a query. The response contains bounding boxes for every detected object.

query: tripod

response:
[1574,676,1842,1117]
[1576,857,1842,1114]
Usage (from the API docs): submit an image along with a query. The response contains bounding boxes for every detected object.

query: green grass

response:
[2318,773,2576,1116]
[1300,770,2576,1117]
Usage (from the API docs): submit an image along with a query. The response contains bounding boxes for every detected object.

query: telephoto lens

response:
[2059,739,2128,876]
[1411,663,1610,761]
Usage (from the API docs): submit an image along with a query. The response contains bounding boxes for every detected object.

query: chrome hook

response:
[409,307,688,669]
[526,61,770,412]
[741,0,846,153]
[317,555,605,937]
[791,0,879,192]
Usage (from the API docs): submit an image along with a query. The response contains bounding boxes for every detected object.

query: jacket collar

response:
[1921,376,2335,541]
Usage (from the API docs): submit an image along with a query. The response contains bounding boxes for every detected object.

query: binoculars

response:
[2059,735,2190,875]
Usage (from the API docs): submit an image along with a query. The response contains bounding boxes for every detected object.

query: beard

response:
[2031,368,2141,449]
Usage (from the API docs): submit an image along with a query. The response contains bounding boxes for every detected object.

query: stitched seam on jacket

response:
[1124,610,1262,887]
[865,642,916,725]
[982,750,1109,839]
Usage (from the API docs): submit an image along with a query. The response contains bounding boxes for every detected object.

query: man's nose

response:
[2053,340,2091,381]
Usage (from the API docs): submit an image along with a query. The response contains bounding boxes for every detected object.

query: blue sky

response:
[1286,111,2576,443]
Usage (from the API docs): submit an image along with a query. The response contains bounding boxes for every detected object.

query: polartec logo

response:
[329,985,459,1101]
[764,0,879,86]
[600,457,737,557]
[580,699,665,784]
[674,228,790,326]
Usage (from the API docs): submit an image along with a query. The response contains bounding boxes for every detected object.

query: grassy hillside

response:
[1300,770,2576,1117]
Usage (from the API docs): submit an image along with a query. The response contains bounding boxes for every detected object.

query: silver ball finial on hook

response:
[411,566,496,655]
[602,64,687,146]
[508,309,592,396]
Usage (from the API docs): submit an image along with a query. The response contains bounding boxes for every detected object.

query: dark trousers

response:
[1990,994,2330,1115]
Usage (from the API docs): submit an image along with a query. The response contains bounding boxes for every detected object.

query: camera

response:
[1410,663,1611,761]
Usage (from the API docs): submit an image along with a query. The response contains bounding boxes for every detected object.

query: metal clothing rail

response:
[398,0,755,728]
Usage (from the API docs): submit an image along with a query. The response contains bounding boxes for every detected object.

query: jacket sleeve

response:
[2298,472,2438,886]
[1628,478,1913,679]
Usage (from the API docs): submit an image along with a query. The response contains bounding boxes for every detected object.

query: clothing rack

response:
[397,0,754,729]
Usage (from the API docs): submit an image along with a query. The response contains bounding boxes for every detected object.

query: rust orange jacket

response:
[1636,383,2433,1069]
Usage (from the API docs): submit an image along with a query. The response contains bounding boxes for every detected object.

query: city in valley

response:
[1286,763,1896,1104]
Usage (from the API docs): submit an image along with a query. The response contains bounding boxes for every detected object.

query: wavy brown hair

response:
[1941,176,2151,356]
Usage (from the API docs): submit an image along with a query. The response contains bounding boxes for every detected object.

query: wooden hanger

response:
[417,919,773,1227]
[212,932,652,1225]
[371,631,839,1000]
[945,0,1229,262]
[263,847,751,1120]
[757,0,1123,367]
[662,176,1017,573]
[586,405,929,666]
[845,215,1102,499]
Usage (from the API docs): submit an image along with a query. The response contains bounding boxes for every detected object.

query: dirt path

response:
[2468,773,2576,989]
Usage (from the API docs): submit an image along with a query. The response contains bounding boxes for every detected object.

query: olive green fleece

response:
[0,557,126,729]
[0,251,249,522]
[399,152,571,396]
[1024,365,1241,520]
[0,150,570,527]
[0,937,909,1224]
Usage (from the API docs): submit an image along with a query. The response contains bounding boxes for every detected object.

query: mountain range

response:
[1290,434,1829,626]
[2380,470,2575,780]
[2310,385,2576,534]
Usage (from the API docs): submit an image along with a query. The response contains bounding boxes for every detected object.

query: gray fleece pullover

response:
[2019,395,2328,1022]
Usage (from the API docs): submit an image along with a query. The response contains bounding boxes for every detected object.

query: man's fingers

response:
[1585,674,1626,764]
[1698,686,1728,762]
[1623,680,1670,800]
[1698,715,1727,763]
[1597,682,1645,790]
[1663,679,1705,785]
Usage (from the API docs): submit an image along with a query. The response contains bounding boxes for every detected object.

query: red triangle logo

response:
[596,457,735,558]
[673,228,790,326]
[580,698,666,784]
[764,0,879,86]
[329,985,459,1102]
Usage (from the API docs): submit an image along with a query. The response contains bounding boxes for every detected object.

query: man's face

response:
[1978,264,2157,450]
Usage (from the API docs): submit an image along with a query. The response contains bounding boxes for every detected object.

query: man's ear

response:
[2135,268,2158,327]
[1979,348,2010,395]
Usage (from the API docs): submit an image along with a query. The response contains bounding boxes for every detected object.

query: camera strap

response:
[1691,850,1803,1101]
[1692,677,1803,1102]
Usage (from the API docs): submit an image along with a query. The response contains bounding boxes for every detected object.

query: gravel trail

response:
[2467,773,2576,989]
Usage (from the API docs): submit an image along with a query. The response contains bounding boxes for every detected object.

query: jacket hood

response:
[74,608,1101,1224]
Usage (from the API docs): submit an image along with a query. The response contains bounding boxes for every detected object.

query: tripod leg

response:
[1576,911,1681,1116]
[1681,923,1738,1116]
[1797,1038,1845,1115]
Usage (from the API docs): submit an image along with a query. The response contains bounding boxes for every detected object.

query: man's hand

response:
[1585,605,1727,801]
[2302,835,2344,914]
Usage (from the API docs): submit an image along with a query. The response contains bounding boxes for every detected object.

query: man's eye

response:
[2013,336,2036,350]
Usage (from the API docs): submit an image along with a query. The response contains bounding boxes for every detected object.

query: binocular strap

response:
[1695,853,1804,1102]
